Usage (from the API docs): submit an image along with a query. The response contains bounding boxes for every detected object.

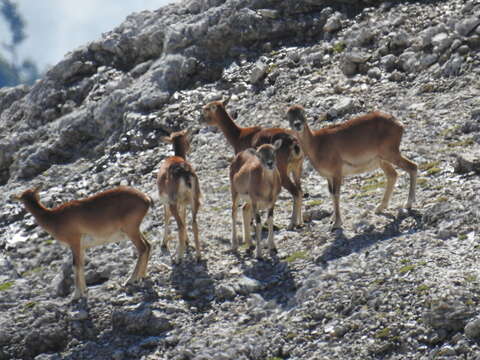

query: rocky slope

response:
[1,0,480,359]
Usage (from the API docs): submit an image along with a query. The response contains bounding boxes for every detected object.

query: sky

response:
[13,0,175,71]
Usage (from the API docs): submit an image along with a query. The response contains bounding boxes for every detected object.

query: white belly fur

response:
[159,179,193,206]
[81,231,128,249]
[341,158,380,176]
[239,195,274,210]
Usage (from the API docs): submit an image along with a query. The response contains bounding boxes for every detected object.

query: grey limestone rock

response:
[455,16,480,36]
[112,306,172,335]
[249,61,269,85]
[235,276,262,295]
[323,12,343,33]
[423,301,473,332]
[454,151,480,174]
[465,317,480,339]
[215,283,236,300]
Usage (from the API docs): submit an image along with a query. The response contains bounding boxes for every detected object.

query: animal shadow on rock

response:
[228,231,281,261]
[68,301,100,341]
[240,258,297,309]
[319,209,423,265]
[170,260,214,311]
[124,276,160,303]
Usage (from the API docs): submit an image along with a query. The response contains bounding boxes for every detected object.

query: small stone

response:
[340,59,357,76]
[235,276,262,295]
[443,55,463,76]
[467,35,480,50]
[327,97,356,118]
[68,309,89,321]
[461,120,480,134]
[139,336,160,348]
[323,12,343,33]
[390,31,410,53]
[345,50,371,64]
[250,61,269,84]
[112,306,172,335]
[438,345,456,356]
[456,17,480,36]
[112,350,124,360]
[349,28,374,47]
[367,67,382,79]
[419,54,438,69]
[455,151,480,174]
[457,45,470,55]
[381,54,397,72]
[256,9,279,19]
[465,318,480,339]
[398,51,417,73]
[432,33,453,53]
[215,284,236,300]
[423,301,473,331]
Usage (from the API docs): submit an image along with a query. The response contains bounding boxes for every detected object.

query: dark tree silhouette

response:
[1,0,26,47]
[0,0,40,86]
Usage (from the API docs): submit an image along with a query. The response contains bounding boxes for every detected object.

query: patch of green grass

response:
[420,161,441,176]
[0,281,14,291]
[239,243,251,250]
[210,205,228,212]
[351,192,367,199]
[465,274,477,283]
[416,284,430,294]
[332,41,346,53]
[285,251,308,263]
[267,63,278,73]
[44,239,54,245]
[306,199,323,207]
[418,83,436,93]
[417,178,428,187]
[398,264,415,274]
[419,161,440,171]
[465,298,475,306]
[361,180,386,192]
[459,234,467,241]
[21,267,43,277]
[425,167,441,176]
[371,278,386,286]
[439,125,459,137]
[436,196,448,203]
[399,260,426,276]
[375,327,391,339]
[285,332,297,340]
[447,138,475,147]
[24,301,37,309]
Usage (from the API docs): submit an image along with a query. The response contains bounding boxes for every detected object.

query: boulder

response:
[454,151,480,174]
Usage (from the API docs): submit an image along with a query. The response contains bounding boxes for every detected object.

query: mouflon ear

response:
[160,135,173,143]
[273,139,283,151]
[33,183,43,193]
[221,97,230,107]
